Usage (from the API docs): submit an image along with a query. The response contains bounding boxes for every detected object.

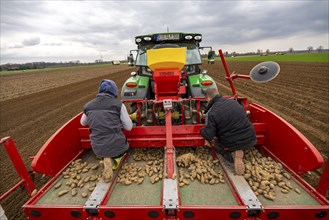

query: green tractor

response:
[122,32,218,101]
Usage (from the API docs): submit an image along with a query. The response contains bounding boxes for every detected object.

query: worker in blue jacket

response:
[81,79,133,182]
[200,88,256,175]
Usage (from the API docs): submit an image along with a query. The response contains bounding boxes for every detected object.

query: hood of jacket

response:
[98,79,118,97]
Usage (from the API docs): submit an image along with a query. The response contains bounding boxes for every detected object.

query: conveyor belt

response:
[179,178,238,206]
[177,147,238,206]
[106,151,162,206]
[216,150,321,207]
[37,151,103,205]
[36,147,322,209]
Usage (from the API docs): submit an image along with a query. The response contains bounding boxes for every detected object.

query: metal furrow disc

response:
[250,61,280,83]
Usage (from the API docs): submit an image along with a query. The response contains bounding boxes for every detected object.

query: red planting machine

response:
[1,32,329,220]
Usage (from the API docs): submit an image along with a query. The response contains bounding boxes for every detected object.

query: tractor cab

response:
[121,33,217,101]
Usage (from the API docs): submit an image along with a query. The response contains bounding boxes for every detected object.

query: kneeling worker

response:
[81,79,133,182]
[200,88,256,175]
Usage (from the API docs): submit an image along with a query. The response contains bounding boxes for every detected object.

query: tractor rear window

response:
[136,43,201,66]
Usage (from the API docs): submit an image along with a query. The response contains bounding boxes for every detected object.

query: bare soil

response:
[0,61,328,219]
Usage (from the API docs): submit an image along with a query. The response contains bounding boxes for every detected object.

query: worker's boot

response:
[233,150,245,175]
[112,153,126,170]
[103,157,113,183]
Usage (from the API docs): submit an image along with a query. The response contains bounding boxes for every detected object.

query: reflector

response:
[126,82,137,87]
[201,80,213,86]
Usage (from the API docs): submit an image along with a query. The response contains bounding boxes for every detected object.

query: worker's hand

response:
[204,140,212,148]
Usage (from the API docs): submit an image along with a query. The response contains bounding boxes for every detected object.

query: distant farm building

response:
[112,61,121,65]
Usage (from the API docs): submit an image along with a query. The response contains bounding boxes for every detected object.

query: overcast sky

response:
[1,0,328,64]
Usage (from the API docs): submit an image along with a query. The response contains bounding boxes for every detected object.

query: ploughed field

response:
[0,61,328,219]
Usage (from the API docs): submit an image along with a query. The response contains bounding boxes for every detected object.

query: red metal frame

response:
[23,205,88,220]
[259,207,329,220]
[23,149,88,219]
[123,99,207,127]
[177,207,248,220]
[4,47,329,219]
[248,103,323,174]
[79,124,205,149]
[9,104,329,220]
[219,49,238,99]
[31,114,83,177]
[317,156,329,196]
[0,137,36,201]
[165,109,175,178]
[98,207,165,220]
[219,49,251,99]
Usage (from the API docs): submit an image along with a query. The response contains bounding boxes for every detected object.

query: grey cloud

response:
[22,37,40,46]
[45,42,63,46]
[186,1,329,46]
[10,44,24,49]
[9,37,40,49]
[1,1,45,33]
[1,0,328,63]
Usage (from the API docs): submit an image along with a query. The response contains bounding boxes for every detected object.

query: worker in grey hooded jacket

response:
[81,79,132,182]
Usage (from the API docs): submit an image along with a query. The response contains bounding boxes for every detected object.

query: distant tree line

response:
[2,45,327,71]
[0,60,115,72]
[201,45,326,58]
[1,61,78,71]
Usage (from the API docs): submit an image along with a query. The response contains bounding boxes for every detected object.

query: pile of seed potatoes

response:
[243,149,301,201]
[54,158,101,198]
[116,147,225,187]
[176,147,225,187]
[116,148,164,185]
[53,148,301,201]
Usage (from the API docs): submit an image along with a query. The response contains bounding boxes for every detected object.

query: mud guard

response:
[121,75,149,100]
[188,74,217,98]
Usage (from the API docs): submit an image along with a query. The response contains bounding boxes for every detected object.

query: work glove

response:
[204,140,213,148]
